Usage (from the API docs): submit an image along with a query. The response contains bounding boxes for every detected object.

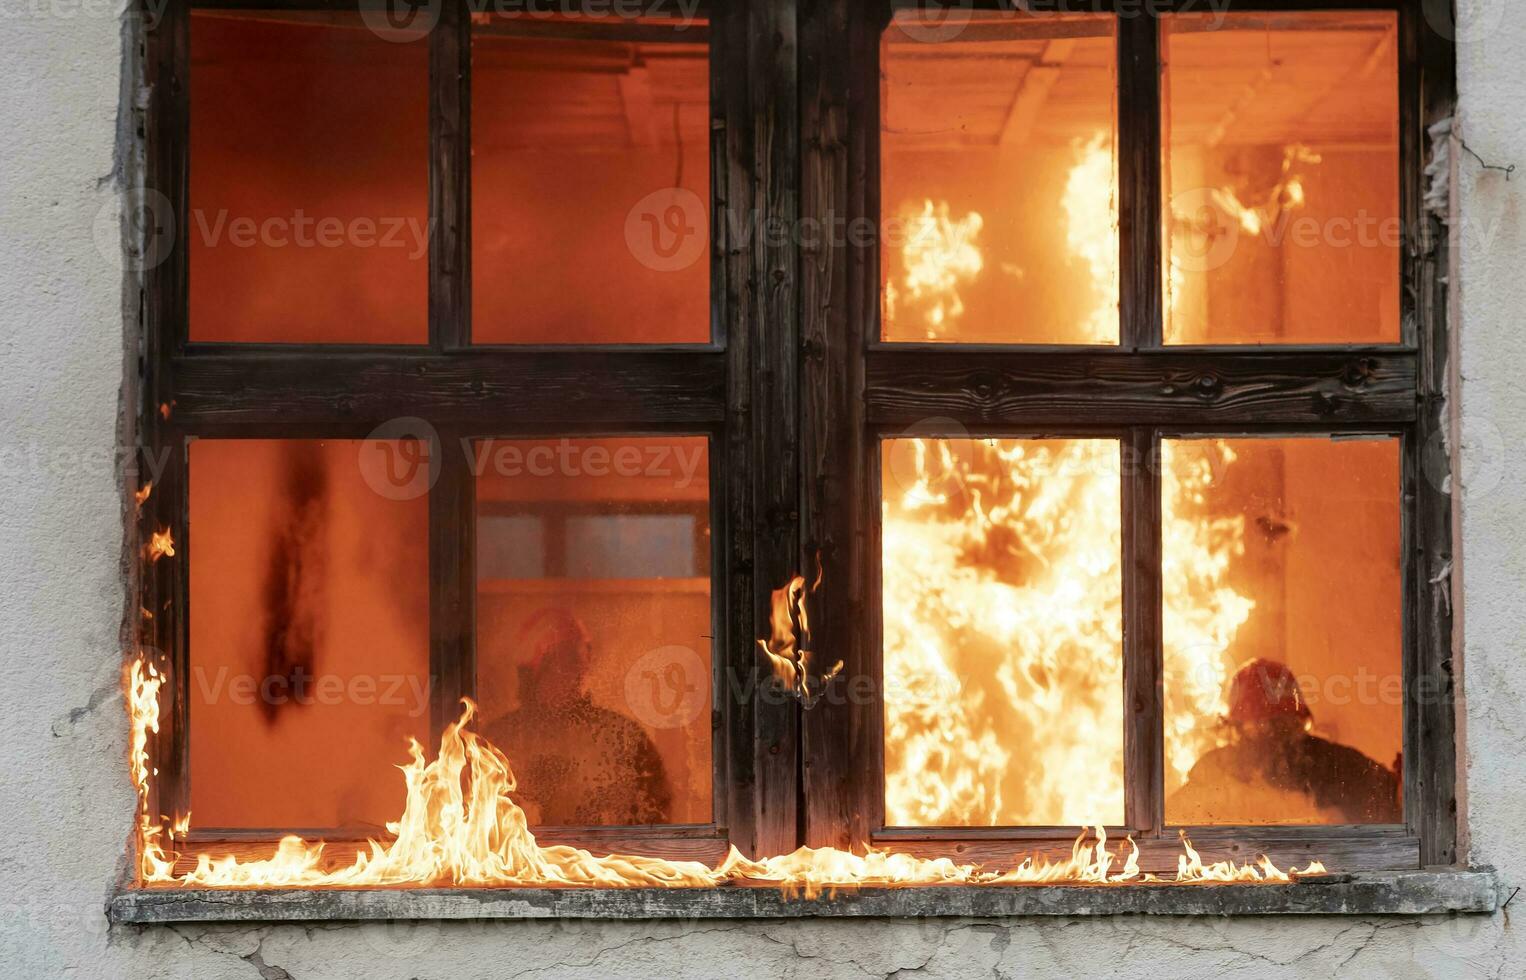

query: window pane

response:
[472,14,709,344]
[1164,12,1400,344]
[1163,438,1402,825]
[189,12,429,343]
[188,439,431,831]
[881,12,1117,344]
[474,437,712,825]
[882,438,1123,826]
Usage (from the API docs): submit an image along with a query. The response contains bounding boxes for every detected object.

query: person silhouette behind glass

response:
[482,607,672,826]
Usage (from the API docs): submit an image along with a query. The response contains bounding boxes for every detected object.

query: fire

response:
[128,670,1323,892]
[147,527,174,561]
[123,139,1319,897]
[758,571,843,707]
[1161,443,1255,790]
[1061,134,1120,344]
[891,199,984,338]
[882,138,1254,826]
[134,483,152,509]
[884,437,1125,825]
[127,657,176,880]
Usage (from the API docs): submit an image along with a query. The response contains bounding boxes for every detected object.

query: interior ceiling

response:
[884,17,1398,152]
[197,11,1395,153]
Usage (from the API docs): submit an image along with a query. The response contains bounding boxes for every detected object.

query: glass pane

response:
[1164,12,1400,344]
[474,437,712,825]
[188,439,431,831]
[882,438,1123,826]
[1163,438,1402,825]
[881,11,1117,343]
[189,12,429,343]
[472,13,709,344]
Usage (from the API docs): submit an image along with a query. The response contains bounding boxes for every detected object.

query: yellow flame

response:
[125,139,1320,895]
[1061,134,1119,344]
[127,658,175,881]
[147,528,175,562]
[129,669,1321,892]
[882,138,1255,827]
[896,199,984,339]
[758,572,843,707]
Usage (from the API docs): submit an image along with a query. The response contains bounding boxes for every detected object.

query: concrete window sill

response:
[108,870,1501,923]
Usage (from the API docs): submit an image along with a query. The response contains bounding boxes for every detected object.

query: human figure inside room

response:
[482,608,673,825]
[1169,658,1402,824]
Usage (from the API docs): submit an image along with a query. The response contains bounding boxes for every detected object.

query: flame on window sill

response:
[128,658,1324,898]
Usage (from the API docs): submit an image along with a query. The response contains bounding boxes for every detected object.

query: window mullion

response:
[1117,10,1162,351]
[1122,427,1164,837]
[428,424,476,736]
[429,0,470,351]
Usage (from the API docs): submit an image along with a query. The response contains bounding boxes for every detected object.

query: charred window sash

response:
[133,0,796,866]
[799,0,1459,874]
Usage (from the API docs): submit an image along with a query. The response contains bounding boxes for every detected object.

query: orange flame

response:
[147,528,175,562]
[134,483,152,509]
[882,140,1254,827]
[890,199,984,338]
[126,141,1323,894]
[758,572,843,708]
[127,657,175,880]
[128,663,1323,891]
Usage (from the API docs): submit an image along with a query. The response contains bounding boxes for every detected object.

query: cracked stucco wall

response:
[1,2,1523,977]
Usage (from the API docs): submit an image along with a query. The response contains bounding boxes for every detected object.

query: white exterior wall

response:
[0,2,1521,975]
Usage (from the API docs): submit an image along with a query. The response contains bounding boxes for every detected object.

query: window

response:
[130,0,1458,896]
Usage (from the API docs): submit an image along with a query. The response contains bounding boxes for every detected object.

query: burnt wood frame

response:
[132,0,786,867]
[797,0,1460,875]
[129,0,1461,881]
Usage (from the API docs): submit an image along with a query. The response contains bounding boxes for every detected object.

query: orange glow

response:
[881,127,1251,826]
[880,12,1118,344]
[1163,12,1400,344]
[147,528,174,562]
[758,572,842,707]
[127,658,175,881]
[890,200,985,339]
[882,437,1125,826]
[130,665,1324,891]
[134,483,152,509]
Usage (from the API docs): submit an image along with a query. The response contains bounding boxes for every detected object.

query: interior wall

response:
[1,1,1523,975]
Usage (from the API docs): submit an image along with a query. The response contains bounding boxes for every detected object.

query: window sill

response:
[107,869,1500,924]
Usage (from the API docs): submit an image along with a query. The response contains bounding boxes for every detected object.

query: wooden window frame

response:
[796,0,1459,874]
[131,0,1460,877]
[134,0,795,866]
